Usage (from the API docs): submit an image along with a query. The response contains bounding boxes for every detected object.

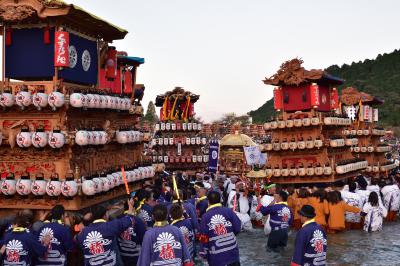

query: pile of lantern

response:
[265,163,333,177]
[344,129,370,136]
[152,154,209,164]
[69,92,131,111]
[264,116,322,130]
[116,130,143,144]
[335,159,368,174]
[263,137,323,151]
[371,128,386,136]
[151,136,207,146]
[75,130,108,146]
[154,122,202,132]
[0,174,78,197]
[16,128,66,149]
[0,89,65,110]
[81,166,155,196]
[323,117,352,126]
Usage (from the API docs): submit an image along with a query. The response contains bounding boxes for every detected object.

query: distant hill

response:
[249,49,400,127]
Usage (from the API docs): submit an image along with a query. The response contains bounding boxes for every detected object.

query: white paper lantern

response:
[48,91,64,108]
[61,179,78,197]
[116,131,129,144]
[104,95,112,109]
[32,130,48,148]
[15,90,32,108]
[75,130,89,146]
[69,93,85,108]
[0,91,14,107]
[31,178,47,196]
[101,177,110,192]
[86,94,95,108]
[187,123,193,131]
[16,177,31,195]
[1,178,17,195]
[33,92,48,109]
[16,129,32,148]
[99,95,107,109]
[82,179,96,196]
[92,94,100,108]
[92,177,102,193]
[48,131,65,149]
[46,179,62,196]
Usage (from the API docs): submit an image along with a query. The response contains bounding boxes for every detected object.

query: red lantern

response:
[273,87,283,110]
[43,26,51,44]
[5,28,12,46]
[123,70,133,94]
[105,47,118,80]
[310,83,320,108]
[330,88,339,109]
[54,31,69,67]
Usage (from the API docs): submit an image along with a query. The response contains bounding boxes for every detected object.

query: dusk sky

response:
[2,0,400,121]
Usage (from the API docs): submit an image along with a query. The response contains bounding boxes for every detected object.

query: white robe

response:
[341,190,363,223]
[381,184,400,212]
[363,202,387,232]
[228,190,252,231]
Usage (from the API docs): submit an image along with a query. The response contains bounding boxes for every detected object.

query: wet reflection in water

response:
[237,222,400,266]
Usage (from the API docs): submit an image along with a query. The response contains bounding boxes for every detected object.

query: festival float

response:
[0,0,157,213]
[219,129,258,176]
[340,87,398,177]
[261,59,368,184]
[152,87,208,173]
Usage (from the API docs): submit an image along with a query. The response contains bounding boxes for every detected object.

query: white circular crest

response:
[82,50,91,71]
[212,150,218,160]
[69,46,77,68]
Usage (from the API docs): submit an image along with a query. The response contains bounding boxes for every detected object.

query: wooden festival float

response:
[340,87,398,177]
[0,0,157,213]
[152,87,209,173]
[219,129,257,176]
[261,59,368,184]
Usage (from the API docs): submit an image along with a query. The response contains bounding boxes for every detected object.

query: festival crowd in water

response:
[0,170,400,266]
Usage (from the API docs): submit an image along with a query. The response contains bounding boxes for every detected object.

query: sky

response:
[2,0,400,122]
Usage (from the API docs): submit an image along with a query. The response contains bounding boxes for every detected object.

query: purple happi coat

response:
[3,229,47,266]
[171,218,196,259]
[137,223,191,266]
[199,204,241,266]
[117,215,146,265]
[36,221,75,266]
[76,216,134,266]
[292,221,327,266]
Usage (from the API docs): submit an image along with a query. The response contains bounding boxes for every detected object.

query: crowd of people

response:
[0,170,399,266]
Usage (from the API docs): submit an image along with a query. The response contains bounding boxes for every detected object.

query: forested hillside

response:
[249,50,400,127]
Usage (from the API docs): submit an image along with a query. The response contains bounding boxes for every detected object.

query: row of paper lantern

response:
[365,162,398,173]
[343,129,370,136]
[264,117,321,130]
[16,129,65,148]
[0,91,132,111]
[0,166,155,197]
[69,93,131,110]
[265,139,324,151]
[13,130,145,148]
[266,166,333,177]
[336,160,368,174]
[155,122,202,132]
[0,90,64,109]
[151,137,207,146]
[153,155,209,163]
[115,131,143,144]
[1,178,78,197]
[351,145,391,153]
[82,166,155,196]
[323,117,352,126]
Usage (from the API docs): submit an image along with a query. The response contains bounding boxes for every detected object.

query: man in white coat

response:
[380,181,400,221]
[228,180,253,231]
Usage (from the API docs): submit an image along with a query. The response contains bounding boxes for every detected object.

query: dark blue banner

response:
[5,27,98,85]
[208,140,219,173]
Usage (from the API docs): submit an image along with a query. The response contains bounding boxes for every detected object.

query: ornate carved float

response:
[152,87,208,173]
[0,0,155,212]
[340,87,398,176]
[262,59,367,184]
